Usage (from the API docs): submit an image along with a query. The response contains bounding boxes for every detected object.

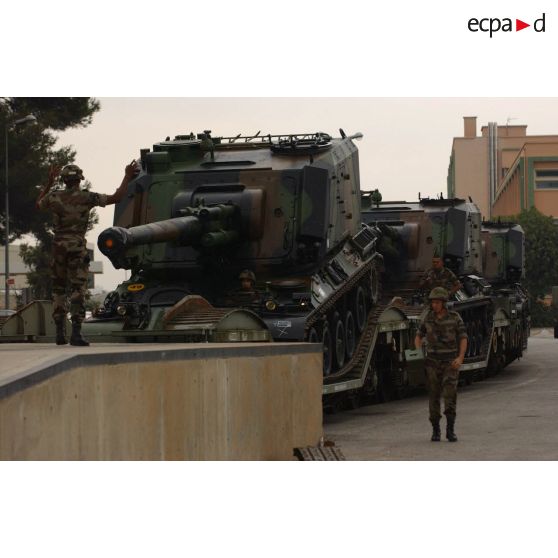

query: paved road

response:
[324,334,558,460]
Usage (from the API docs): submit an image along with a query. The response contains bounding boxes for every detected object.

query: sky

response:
[53,97,558,291]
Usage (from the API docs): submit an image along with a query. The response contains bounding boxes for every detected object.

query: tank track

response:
[305,256,380,333]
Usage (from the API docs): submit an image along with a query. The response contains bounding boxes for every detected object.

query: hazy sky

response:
[52,97,558,291]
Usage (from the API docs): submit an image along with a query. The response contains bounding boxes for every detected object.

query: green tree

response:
[513,207,558,299]
[1,97,100,242]
[1,98,100,302]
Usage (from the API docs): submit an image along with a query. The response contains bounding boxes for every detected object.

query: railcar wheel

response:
[321,323,332,376]
[332,312,346,370]
[470,323,478,356]
[378,367,398,402]
[475,320,484,357]
[354,286,367,333]
[465,323,473,357]
[307,327,319,343]
[345,310,356,360]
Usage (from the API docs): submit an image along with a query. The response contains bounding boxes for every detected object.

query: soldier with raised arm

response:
[36,161,139,346]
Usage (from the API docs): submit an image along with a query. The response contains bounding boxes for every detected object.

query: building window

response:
[535,169,558,189]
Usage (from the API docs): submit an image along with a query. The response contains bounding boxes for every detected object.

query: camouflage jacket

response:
[38,188,108,243]
[418,309,468,359]
[420,266,460,292]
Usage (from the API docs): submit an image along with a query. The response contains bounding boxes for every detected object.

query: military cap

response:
[239,269,256,282]
[428,287,449,301]
[60,164,84,181]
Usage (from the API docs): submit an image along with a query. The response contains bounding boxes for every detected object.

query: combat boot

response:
[446,417,458,442]
[55,319,67,345]
[70,321,90,347]
[430,421,441,442]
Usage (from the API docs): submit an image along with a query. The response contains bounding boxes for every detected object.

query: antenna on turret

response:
[246,131,261,142]
[370,189,382,208]
[200,130,215,161]
[339,128,346,139]
[469,196,473,202]
[418,192,421,201]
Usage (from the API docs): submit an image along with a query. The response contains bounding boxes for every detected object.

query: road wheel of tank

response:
[370,264,380,305]
[354,286,367,333]
[345,310,356,360]
[332,312,346,370]
[321,323,333,376]
[307,327,319,343]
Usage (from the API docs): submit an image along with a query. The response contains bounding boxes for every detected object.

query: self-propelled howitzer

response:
[85,131,384,375]
[358,194,528,397]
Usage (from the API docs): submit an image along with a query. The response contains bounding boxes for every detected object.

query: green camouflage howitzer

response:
[359,194,529,392]
[481,220,529,368]
[86,129,385,386]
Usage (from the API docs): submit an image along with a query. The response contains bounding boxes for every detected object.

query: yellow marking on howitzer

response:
[127,284,145,292]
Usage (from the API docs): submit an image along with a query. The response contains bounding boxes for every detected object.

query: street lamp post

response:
[4,114,37,309]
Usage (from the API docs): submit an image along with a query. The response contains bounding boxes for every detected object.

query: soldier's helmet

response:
[60,164,84,182]
[239,269,256,283]
[428,287,449,301]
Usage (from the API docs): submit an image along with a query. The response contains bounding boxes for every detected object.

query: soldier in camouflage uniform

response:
[223,269,260,307]
[36,161,139,346]
[419,256,462,298]
[414,287,468,442]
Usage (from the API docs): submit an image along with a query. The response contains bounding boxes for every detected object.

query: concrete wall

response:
[0,344,322,460]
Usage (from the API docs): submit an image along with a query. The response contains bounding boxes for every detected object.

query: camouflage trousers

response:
[425,357,458,422]
[51,240,90,324]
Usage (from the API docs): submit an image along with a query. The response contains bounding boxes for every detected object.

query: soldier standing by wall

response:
[419,255,462,297]
[414,287,468,442]
[36,161,139,346]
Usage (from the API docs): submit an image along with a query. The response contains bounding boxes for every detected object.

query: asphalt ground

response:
[324,331,558,460]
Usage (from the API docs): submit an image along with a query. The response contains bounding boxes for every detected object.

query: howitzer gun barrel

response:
[98,203,240,268]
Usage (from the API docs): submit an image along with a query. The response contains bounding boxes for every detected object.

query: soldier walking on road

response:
[414,287,468,442]
[419,255,462,298]
[36,161,139,346]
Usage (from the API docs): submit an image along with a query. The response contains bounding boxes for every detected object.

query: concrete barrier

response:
[0,344,322,460]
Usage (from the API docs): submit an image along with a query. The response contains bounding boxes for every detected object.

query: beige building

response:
[447,117,558,221]
[0,243,103,310]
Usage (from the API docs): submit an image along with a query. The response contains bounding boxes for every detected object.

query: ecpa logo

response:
[468,13,546,37]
